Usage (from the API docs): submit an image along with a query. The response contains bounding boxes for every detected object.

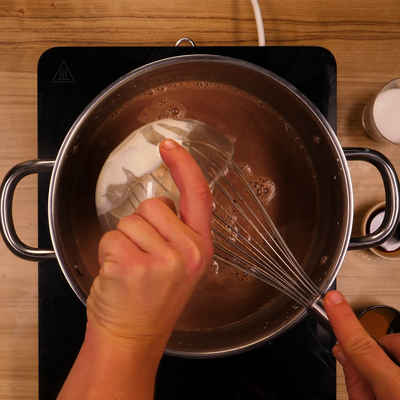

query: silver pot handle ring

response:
[0,160,56,261]
[344,147,400,250]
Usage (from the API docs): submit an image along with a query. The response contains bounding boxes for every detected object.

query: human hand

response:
[87,138,214,360]
[324,290,400,400]
[56,139,213,400]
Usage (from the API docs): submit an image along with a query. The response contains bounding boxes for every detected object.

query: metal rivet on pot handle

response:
[344,148,400,250]
[0,160,57,261]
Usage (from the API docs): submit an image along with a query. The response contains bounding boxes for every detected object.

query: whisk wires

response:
[186,136,323,311]
[210,160,322,309]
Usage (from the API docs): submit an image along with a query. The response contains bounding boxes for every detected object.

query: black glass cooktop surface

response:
[38,46,337,400]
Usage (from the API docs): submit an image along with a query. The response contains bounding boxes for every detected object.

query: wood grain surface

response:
[1,1,400,399]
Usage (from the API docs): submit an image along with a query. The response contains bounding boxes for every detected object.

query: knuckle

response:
[99,230,125,254]
[137,197,165,214]
[117,213,145,230]
[184,239,209,273]
[344,331,377,356]
[98,230,135,277]
[160,239,208,278]
[192,182,212,204]
[161,247,184,274]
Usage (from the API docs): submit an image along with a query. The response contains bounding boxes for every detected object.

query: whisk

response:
[193,146,335,336]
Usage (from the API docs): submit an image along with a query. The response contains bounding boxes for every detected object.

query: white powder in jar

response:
[373,88,400,144]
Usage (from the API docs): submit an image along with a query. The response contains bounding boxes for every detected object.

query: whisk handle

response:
[309,296,400,367]
[308,296,336,338]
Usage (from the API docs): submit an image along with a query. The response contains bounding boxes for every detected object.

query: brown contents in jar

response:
[359,311,390,339]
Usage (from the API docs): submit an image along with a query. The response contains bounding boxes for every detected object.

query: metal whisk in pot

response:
[207,158,334,336]
[189,139,334,335]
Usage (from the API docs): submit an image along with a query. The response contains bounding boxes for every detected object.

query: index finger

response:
[324,291,400,388]
[159,139,212,241]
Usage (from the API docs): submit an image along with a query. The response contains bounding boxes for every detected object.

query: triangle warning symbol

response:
[52,61,75,83]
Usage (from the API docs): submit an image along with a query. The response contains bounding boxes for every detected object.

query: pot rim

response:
[47,54,353,354]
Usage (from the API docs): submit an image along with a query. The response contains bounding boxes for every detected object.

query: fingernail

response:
[161,139,178,150]
[333,351,347,367]
[328,290,344,305]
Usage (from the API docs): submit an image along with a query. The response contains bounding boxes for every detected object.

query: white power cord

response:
[250,0,265,46]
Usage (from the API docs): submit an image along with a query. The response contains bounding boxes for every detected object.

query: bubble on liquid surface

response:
[237,162,252,177]
[207,260,220,278]
[247,176,276,202]
[138,97,187,123]
[225,133,237,144]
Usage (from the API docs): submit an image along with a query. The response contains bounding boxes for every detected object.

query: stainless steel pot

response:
[1,55,399,357]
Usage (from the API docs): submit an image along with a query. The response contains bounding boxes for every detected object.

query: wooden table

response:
[1,1,399,398]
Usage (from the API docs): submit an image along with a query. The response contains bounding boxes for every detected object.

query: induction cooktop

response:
[38,46,337,400]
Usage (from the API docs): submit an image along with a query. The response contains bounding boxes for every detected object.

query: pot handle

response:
[344,148,400,250]
[0,160,57,261]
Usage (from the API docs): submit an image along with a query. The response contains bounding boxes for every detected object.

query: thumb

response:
[324,291,400,398]
[159,139,213,242]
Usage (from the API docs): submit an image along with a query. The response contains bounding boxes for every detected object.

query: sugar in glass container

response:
[362,77,400,145]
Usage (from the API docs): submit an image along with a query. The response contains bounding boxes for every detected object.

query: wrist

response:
[84,320,166,366]
[57,322,163,400]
